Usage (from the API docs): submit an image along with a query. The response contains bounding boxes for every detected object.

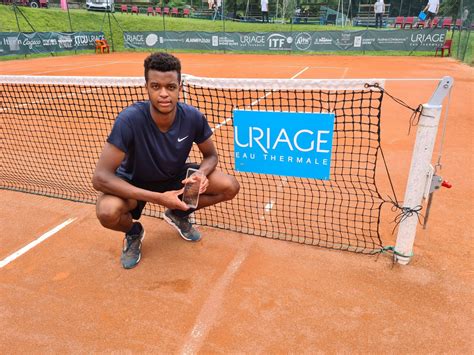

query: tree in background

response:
[280,0,296,19]
[440,0,473,21]
[393,0,425,17]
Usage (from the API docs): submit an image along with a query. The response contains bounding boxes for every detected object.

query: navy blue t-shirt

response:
[107,101,213,184]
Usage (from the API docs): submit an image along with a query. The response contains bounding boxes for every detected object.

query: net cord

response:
[0,75,385,91]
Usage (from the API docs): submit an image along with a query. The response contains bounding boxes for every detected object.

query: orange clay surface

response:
[0,53,473,353]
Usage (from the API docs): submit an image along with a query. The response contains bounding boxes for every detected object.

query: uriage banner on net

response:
[233,110,335,180]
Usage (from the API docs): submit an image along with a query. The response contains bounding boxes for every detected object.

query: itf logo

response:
[267,33,292,50]
[234,110,335,179]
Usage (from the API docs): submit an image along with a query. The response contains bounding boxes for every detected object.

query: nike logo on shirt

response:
[177,136,189,142]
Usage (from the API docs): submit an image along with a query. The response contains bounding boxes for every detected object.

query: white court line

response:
[382,78,442,81]
[181,244,251,355]
[182,68,309,353]
[0,88,98,114]
[213,66,310,131]
[0,218,76,268]
[30,62,123,75]
[185,63,342,69]
[341,67,349,79]
[259,67,308,215]
[214,67,309,214]
[290,66,309,79]
[1,64,112,76]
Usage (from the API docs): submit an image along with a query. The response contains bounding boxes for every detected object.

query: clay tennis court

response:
[1,53,473,353]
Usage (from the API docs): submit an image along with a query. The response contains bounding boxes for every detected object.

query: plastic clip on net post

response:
[423,178,452,229]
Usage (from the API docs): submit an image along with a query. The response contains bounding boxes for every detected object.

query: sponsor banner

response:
[233,110,335,180]
[0,32,104,56]
[315,30,448,51]
[124,29,447,52]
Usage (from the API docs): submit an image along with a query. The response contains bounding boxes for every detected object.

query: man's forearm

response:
[93,172,159,203]
[199,155,218,176]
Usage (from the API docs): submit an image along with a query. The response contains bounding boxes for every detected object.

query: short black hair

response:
[144,52,181,83]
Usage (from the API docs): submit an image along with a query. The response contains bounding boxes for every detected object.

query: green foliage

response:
[160,0,187,8]
[439,0,473,19]
[0,4,339,33]
[448,29,473,65]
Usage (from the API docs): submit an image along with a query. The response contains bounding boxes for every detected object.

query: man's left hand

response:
[198,173,209,194]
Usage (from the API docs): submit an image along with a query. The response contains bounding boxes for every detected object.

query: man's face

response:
[146,69,181,115]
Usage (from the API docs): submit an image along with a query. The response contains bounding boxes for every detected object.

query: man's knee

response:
[96,196,131,228]
[223,175,240,200]
[96,203,122,228]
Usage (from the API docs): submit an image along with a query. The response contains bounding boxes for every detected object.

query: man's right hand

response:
[155,189,189,210]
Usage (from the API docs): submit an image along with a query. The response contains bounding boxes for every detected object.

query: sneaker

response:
[163,209,201,242]
[120,222,145,269]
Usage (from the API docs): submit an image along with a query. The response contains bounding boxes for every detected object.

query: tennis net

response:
[1,75,386,253]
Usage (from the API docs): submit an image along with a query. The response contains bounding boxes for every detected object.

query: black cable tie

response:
[364,83,381,89]
[407,104,423,135]
[364,84,430,136]
[386,196,424,234]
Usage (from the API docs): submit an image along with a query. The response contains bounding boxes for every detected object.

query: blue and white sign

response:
[233,110,335,179]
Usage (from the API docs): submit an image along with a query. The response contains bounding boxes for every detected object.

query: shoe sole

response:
[122,231,145,269]
[163,214,200,242]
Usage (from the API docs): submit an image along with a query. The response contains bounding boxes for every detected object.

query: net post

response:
[394,76,454,265]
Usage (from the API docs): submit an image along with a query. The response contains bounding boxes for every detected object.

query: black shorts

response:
[121,163,199,220]
[426,11,436,20]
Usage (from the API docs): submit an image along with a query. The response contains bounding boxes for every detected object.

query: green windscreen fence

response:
[124,29,448,52]
[0,32,104,56]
